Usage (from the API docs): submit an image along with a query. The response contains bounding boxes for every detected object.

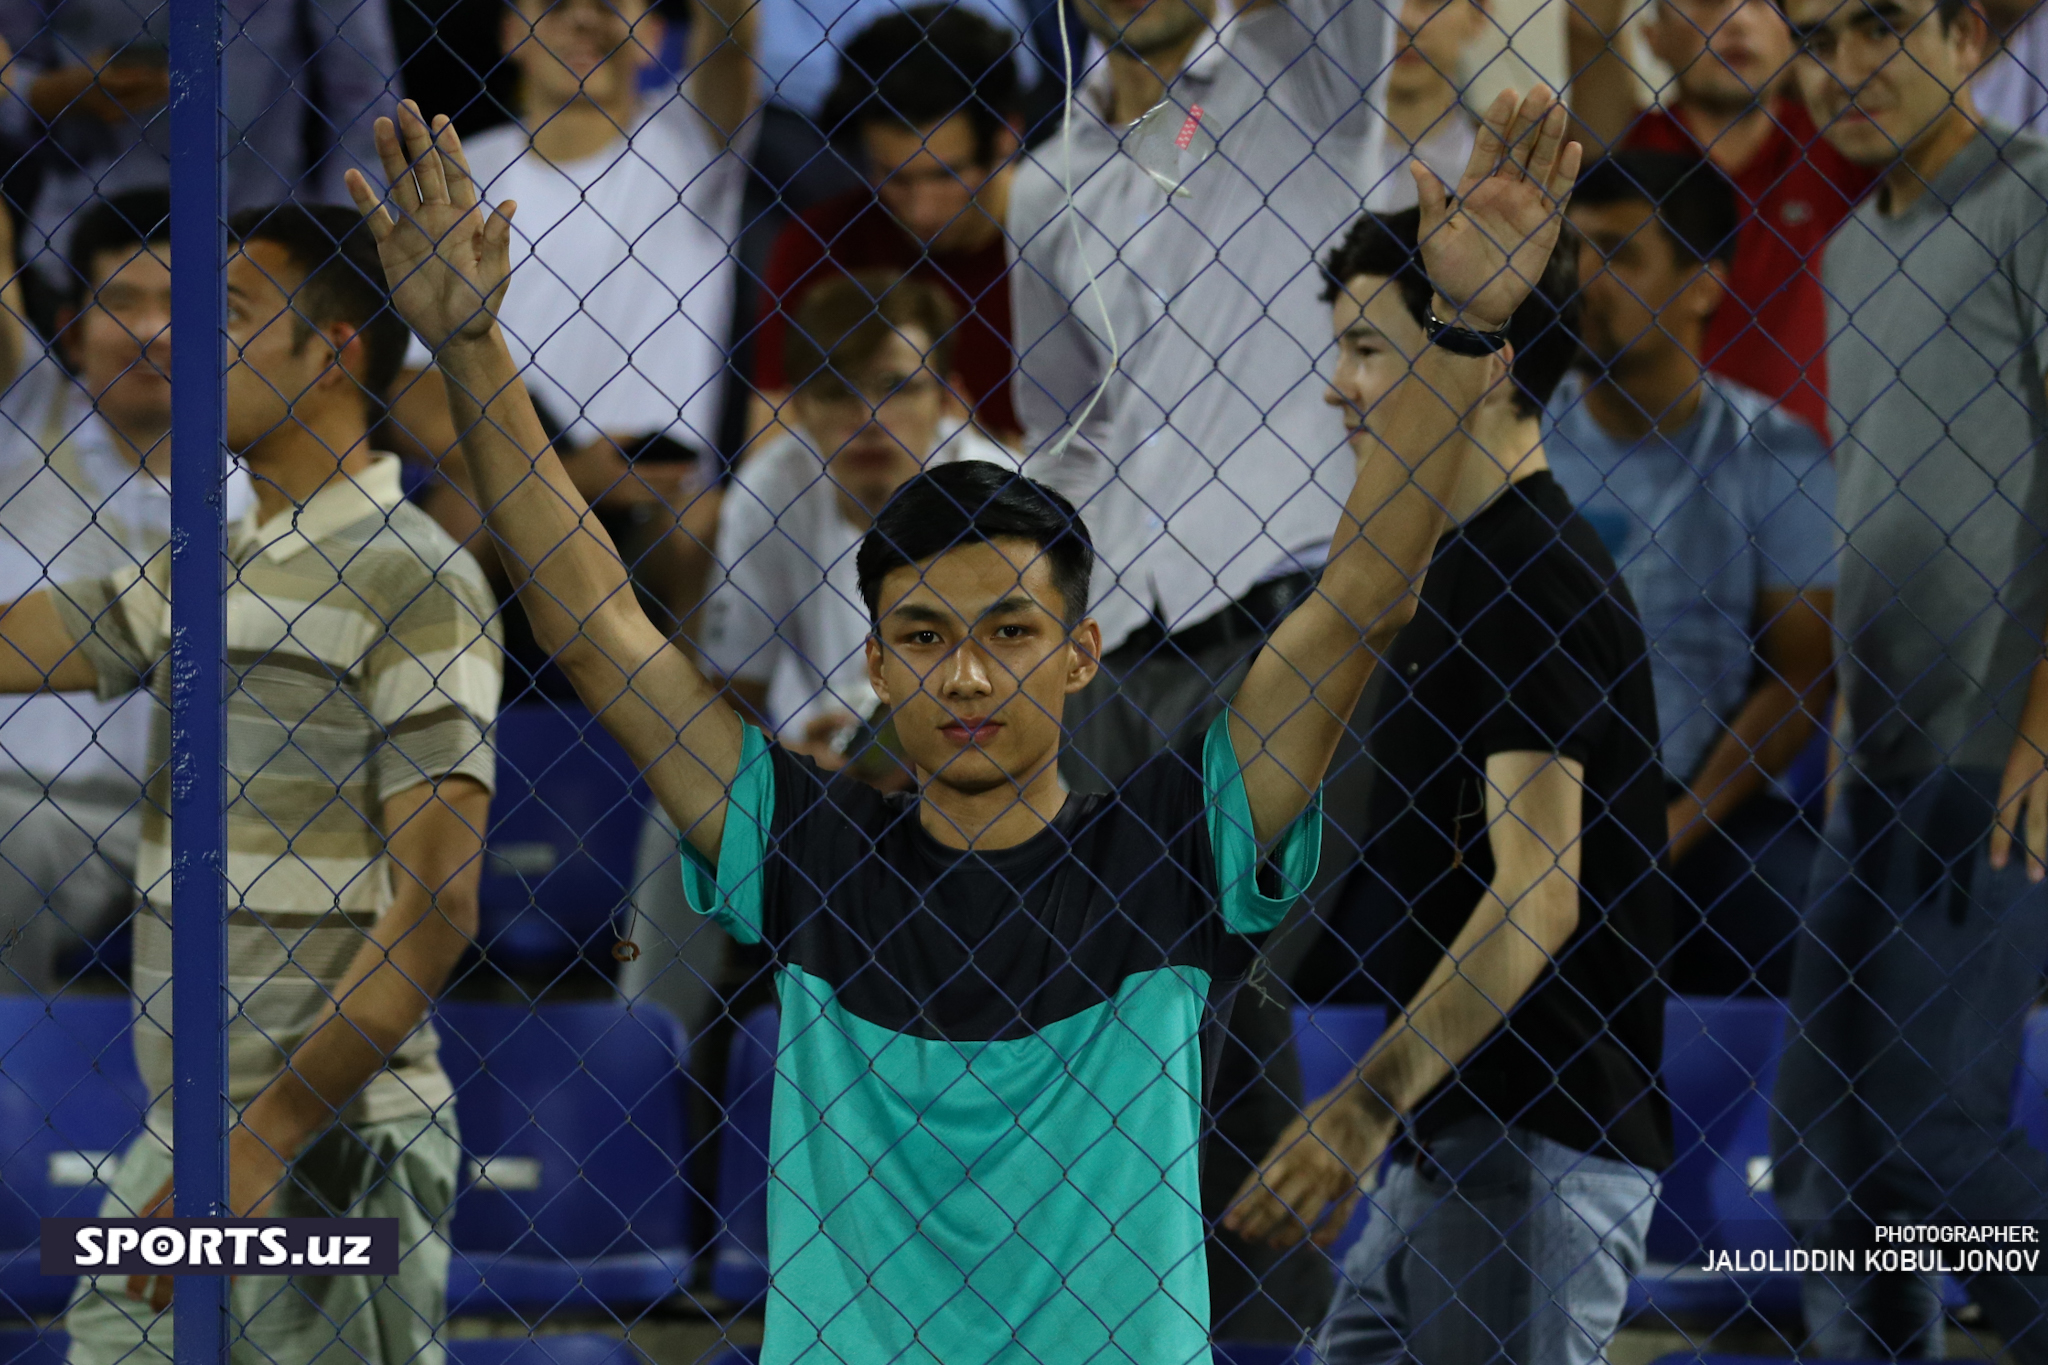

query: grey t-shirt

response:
[1827,126,2048,779]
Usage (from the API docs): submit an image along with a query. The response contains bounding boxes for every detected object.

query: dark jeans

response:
[1771,768,2048,1361]
[1062,583,1340,1340]
[1664,793,1821,997]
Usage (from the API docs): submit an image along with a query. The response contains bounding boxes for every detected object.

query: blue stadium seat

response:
[711,1005,780,1306]
[2014,1007,2048,1152]
[447,1335,644,1365]
[1632,995,1798,1321]
[438,1000,694,1314]
[479,705,648,969]
[1288,1004,1386,1259]
[0,996,148,1319]
[0,1328,65,1365]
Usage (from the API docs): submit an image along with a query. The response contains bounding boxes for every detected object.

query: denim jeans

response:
[1770,768,2048,1361]
[1318,1118,1657,1365]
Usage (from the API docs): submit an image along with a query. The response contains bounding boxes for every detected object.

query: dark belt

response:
[1109,569,1321,666]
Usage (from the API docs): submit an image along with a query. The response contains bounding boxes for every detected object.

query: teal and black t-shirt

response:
[682,713,1319,1365]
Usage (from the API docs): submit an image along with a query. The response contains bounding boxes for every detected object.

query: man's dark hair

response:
[1572,151,1738,264]
[1320,207,1581,419]
[67,189,172,306]
[821,5,1021,166]
[226,202,409,414]
[856,461,1095,628]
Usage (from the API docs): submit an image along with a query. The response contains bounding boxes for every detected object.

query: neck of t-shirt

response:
[1450,417,1547,524]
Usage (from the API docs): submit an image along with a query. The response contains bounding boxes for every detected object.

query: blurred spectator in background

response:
[1566,0,1876,434]
[0,191,202,994]
[1768,0,2048,1351]
[1974,0,2047,132]
[751,6,1025,446]
[732,0,1035,288]
[1367,0,1486,211]
[1546,152,1835,997]
[388,0,755,689]
[0,0,395,293]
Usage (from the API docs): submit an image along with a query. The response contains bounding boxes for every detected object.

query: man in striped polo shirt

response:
[0,203,502,1365]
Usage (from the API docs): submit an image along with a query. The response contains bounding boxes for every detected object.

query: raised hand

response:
[343,101,516,354]
[1414,85,1582,332]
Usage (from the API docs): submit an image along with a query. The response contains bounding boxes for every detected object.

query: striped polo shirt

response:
[53,456,502,1124]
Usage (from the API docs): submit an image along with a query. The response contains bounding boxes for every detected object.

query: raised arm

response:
[345,103,743,863]
[1227,86,1584,842]
[1565,0,1646,153]
[685,0,758,147]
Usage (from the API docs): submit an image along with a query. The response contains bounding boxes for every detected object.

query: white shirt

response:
[0,361,252,786]
[420,98,747,450]
[1366,113,1478,213]
[700,426,1019,736]
[1010,0,1394,654]
[1978,10,2048,136]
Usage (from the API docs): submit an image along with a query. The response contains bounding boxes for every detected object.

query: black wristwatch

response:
[1425,303,1510,357]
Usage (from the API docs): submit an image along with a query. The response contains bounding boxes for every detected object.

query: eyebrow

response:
[885,595,1041,626]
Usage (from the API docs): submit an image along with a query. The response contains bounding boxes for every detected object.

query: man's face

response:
[1646,0,1795,112]
[1571,199,1715,369]
[866,538,1097,798]
[792,327,949,515]
[504,0,657,115]
[863,115,1011,251]
[222,241,350,457]
[1787,0,1983,164]
[1389,0,1489,100]
[1073,0,1213,60]
[1325,273,1432,456]
[66,245,173,435]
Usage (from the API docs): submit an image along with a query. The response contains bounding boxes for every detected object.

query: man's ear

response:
[314,321,369,394]
[53,305,79,369]
[1685,259,1728,326]
[866,634,891,708]
[1065,618,1102,695]
[500,7,526,58]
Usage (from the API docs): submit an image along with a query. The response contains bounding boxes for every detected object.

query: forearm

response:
[1351,872,1579,1118]
[240,885,472,1150]
[1682,675,1829,825]
[1565,3,1642,152]
[688,0,757,144]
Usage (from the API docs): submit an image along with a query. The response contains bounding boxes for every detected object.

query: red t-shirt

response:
[1623,99,1878,435]
[753,190,1018,440]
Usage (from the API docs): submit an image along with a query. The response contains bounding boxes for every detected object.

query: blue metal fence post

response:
[167,0,230,1359]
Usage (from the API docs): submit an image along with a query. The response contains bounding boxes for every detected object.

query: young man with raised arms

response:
[349,89,1580,1364]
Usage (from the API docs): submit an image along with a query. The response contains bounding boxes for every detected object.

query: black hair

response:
[820,5,1021,166]
[67,189,172,307]
[1320,207,1582,420]
[226,202,409,414]
[1571,151,1738,264]
[856,461,1095,628]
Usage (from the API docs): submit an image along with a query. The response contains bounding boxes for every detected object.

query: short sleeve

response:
[364,561,504,804]
[679,723,775,945]
[48,563,162,702]
[1201,713,1322,936]
[1467,560,1611,765]
[700,478,796,686]
[1749,416,1840,594]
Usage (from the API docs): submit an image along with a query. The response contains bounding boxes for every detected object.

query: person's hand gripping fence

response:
[1221,84,1581,1251]
[343,101,516,357]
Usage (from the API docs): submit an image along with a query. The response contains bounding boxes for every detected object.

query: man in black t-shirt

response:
[1229,209,1671,1365]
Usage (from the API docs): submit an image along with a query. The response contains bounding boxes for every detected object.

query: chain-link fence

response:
[0,0,2044,1360]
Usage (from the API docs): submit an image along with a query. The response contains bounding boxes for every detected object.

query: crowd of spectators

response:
[4,0,2048,1357]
